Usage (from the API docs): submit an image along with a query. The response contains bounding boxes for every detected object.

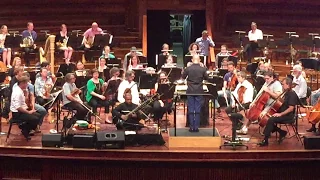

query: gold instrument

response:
[20,33,34,48]
[44,83,53,98]
[56,37,68,49]
[84,36,94,49]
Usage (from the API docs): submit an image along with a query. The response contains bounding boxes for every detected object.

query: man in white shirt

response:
[244,22,263,63]
[117,70,140,105]
[292,65,307,105]
[10,76,41,140]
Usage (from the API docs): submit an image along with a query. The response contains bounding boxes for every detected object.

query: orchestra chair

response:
[275,105,303,145]
[60,105,76,118]
[5,118,23,142]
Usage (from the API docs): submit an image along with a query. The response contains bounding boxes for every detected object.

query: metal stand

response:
[0,94,7,135]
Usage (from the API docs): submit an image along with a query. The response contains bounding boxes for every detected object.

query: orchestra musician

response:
[81,22,104,62]
[195,30,215,57]
[85,69,111,123]
[100,45,115,59]
[36,61,55,79]
[21,22,38,66]
[34,68,54,109]
[153,71,173,122]
[187,43,200,56]
[123,46,143,71]
[76,61,85,71]
[182,54,208,132]
[10,75,41,140]
[0,25,11,67]
[238,71,282,134]
[57,58,76,76]
[162,55,176,68]
[292,64,307,105]
[112,92,143,130]
[215,61,237,114]
[215,44,231,61]
[55,24,73,61]
[161,43,171,56]
[117,70,140,105]
[294,60,306,78]
[257,77,299,146]
[254,61,266,76]
[98,57,108,73]
[8,57,23,78]
[104,67,122,103]
[75,61,87,77]
[220,58,228,70]
[244,22,263,63]
[306,88,320,133]
[128,55,144,70]
[62,73,89,121]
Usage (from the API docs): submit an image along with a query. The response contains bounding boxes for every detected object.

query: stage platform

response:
[0,107,320,179]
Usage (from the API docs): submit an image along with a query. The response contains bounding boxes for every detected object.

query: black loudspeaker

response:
[304,136,320,149]
[42,133,63,147]
[96,131,125,149]
[73,134,95,148]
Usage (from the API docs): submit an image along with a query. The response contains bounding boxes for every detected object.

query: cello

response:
[306,101,320,125]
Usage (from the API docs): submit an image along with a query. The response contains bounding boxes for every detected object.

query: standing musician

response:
[21,22,38,66]
[123,46,143,71]
[10,75,41,140]
[244,22,263,63]
[0,25,11,67]
[62,73,89,121]
[225,71,254,115]
[104,67,122,103]
[128,55,144,70]
[86,69,111,123]
[117,70,140,105]
[34,68,54,109]
[239,71,282,134]
[215,61,238,114]
[112,93,143,130]
[258,77,299,146]
[182,54,208,132]
[153,71,173,122]
[195,30,215,57]
[81,22,103,62]
[57,58,76,76]
[55,24,73,61]
[292,64,307,105]
[8,57,23,78]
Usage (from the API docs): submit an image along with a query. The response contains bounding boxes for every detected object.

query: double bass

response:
[306,101,320,124]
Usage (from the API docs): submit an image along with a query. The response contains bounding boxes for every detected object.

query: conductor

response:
[182,54,208,132]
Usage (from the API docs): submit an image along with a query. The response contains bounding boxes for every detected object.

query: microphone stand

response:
[220,93,248,150]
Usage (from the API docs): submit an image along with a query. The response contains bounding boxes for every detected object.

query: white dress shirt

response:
[293,75,307,99]
[10,85,28,112]
[248,29,263,41]
[117,80,140,105]
[232,80,254,105]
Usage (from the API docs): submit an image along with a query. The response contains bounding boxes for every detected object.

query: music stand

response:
[220,93,248,150]
[103,68,111,81]
[126,55,147,70]
[218,69,228,77]
[139,73,157,89]
[47,90,63,132]
[4,34,21,48]
[161,67,182,83]
[158,83,176,132]
[228,56,238,67]
[184,55,206,67]
[156,54,177,70]
[217,55,228,68]
[299,58,320,71]
[107,58,121,68]
[68,34,83,50]
[93,34,110,49]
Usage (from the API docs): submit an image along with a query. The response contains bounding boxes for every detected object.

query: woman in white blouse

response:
[0,25,11,67]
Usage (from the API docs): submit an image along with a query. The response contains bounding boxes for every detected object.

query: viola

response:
[306,101,320,124]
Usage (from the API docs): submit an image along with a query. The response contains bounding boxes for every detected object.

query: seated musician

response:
[10,75,41,140]
[239,71,282,134]
[244,22,263,63]
[36,61,55,79]
[123,46,143,71]
[21,22,39,66]
[254,61,266,76]
[161,43,171,56]
[292,65,307,105]
[86,69,111,123]
[0,25,11,67]
[258,77,299,146]
[153,71,172,122]
[118,70,140,105]
[81,22,103,62]
[215,44,231,61]
[62,73,89,121]
[17,72,47,133]
[75,61,87,76]
[128,55,144,70]
[307,87,320,132]
[264,62,273,72]
[55,24,73,61]
[215,61,237,114]
[105,67,122,103]
[187,43,200,56]
[76,61,85,70]
[112,93,143,130]
[58,58,76,76]
[182,54,208,132]
[8,57,23,78]
[34,68,54,109]
[294,60,306,78]
[98,57,108,73]
[162,55,176,68]
[101,45,115,59]
[220,58,228,69]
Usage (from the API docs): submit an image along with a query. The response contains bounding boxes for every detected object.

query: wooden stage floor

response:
[0,104,315,152]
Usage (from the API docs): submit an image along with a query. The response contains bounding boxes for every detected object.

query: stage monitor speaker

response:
[73,134,95,148]
[304,136,320,149]
[42,133,63,147]
[96,131,125,149]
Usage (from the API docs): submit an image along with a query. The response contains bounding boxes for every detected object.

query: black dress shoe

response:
[306,127,317,133]
[189,128,194,132]
[22,130,31,141]
[278,131,287,144]
[257,140,268,146]
[194,129,199,132]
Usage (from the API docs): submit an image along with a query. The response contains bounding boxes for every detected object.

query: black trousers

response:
[88,96,110,113]
[23,47,38,66]
[153,100,172,121]
[12,112,41,133]
[244,42,259,63]
[64,101,89,120]
[36,96,52,110]
[225,103,250,115]
[263,115,294,139]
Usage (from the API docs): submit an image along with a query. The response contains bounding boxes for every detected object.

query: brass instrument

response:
[84,36,94,49]
[44,83,53,98]
[20,34,34,48]
[56,37,68,49]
